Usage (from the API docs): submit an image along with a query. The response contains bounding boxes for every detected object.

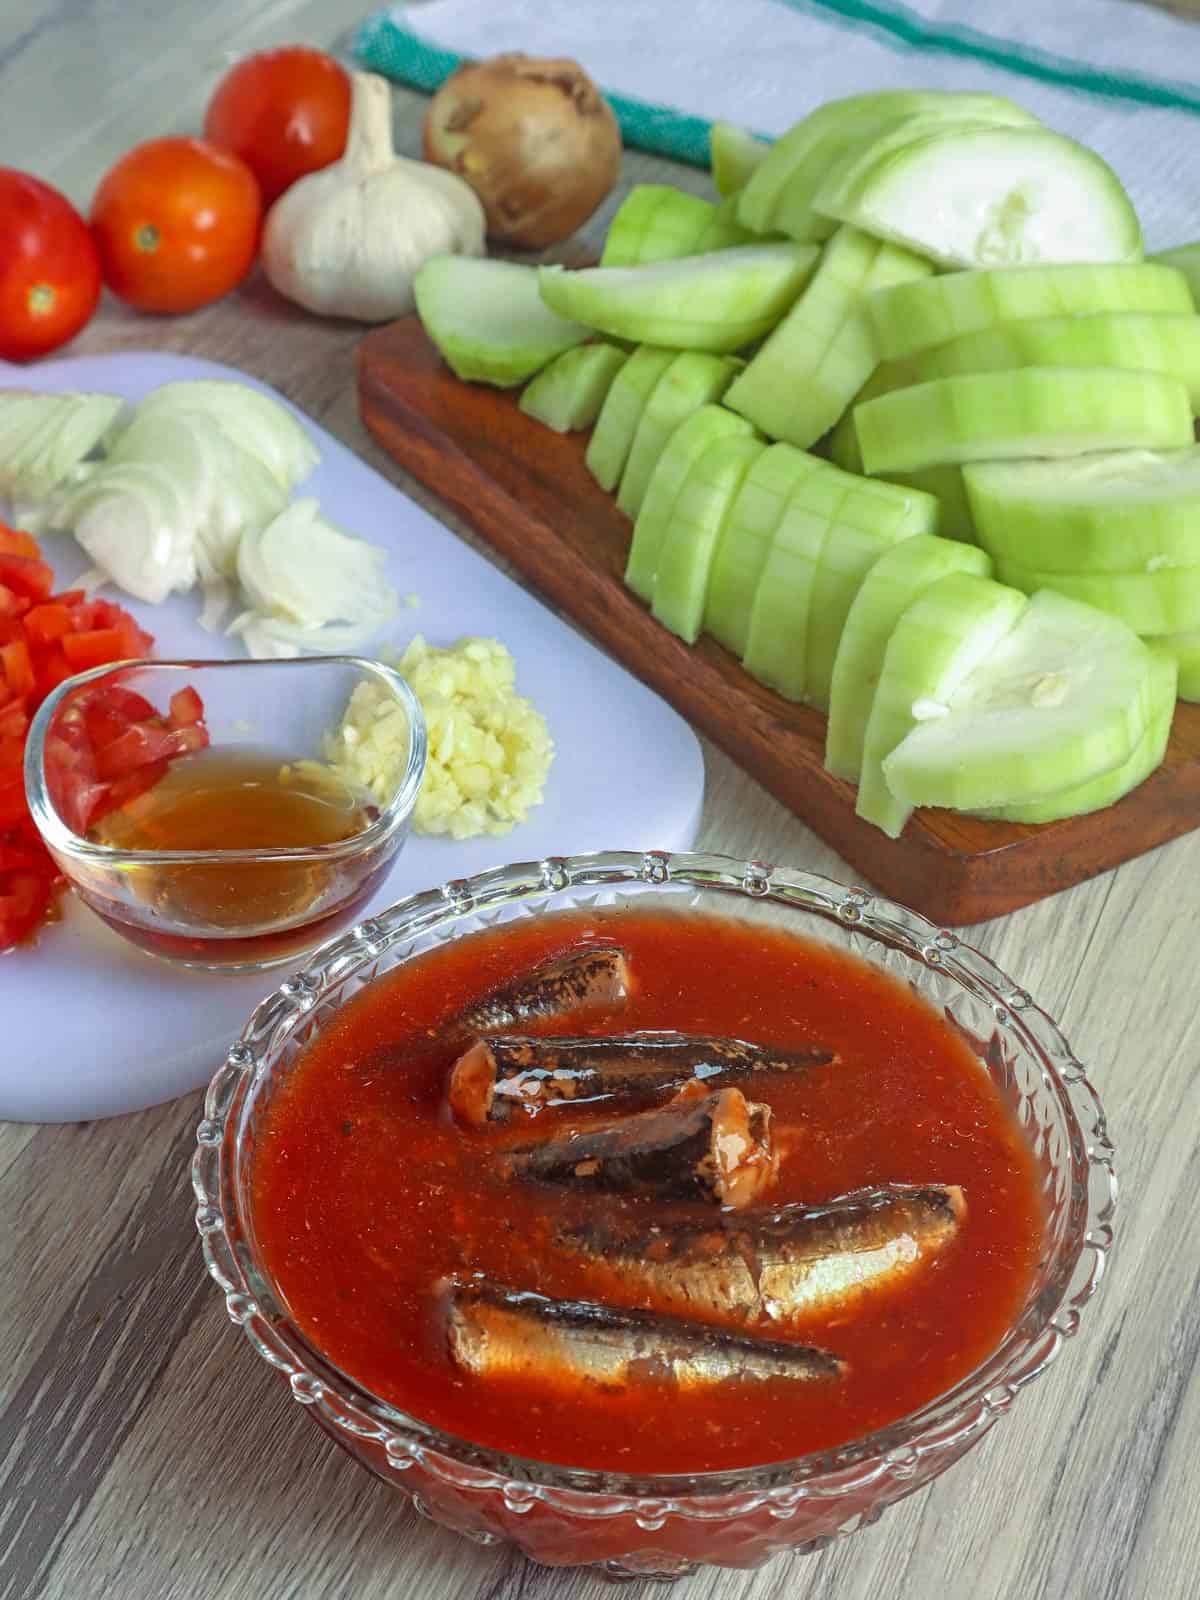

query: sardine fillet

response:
[453,945,631,1043]
[448,1030,835,1126]
[561,1184,966,1324]
[500,1087,779,1209]
[444,1281,843,1390]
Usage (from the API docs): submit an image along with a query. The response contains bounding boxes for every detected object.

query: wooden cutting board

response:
[357,318,1200,926]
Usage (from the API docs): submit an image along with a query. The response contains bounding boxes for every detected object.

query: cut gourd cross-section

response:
[855,368,1193,476]
[413,257,590,387]
[711,123,771,198]
[814,124,1143,271]
[993,558,1200,635]
[905,312,1200,406]
[868,262,1193,362]
[724,225,931,448]
[519,344,629,433]
[625,404,757,603]
[538,244,819,355]
[703,443,823,656]
[804,477,940,713]
[738,90,1035,242]
[975,644,1176,822]
[601,187,723,268]
[964,447,1200,574]
[881,589,1164,814]
[586,346,677,492]
[651,436,766,643]
[1147,630,1200,702]
[825,534,992,783]
[617,352,740,519]
[856,573,1028,837]
[742,462,858,701]
[1150,242,1200,306]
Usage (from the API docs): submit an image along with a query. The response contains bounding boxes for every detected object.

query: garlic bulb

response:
[262,71,486,322]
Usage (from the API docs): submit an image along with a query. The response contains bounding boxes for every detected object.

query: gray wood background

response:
[3,2,1199,1597]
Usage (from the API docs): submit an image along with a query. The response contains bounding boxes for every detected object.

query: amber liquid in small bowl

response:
[89,747,382,967]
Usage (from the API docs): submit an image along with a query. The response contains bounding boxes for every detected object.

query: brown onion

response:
[422,53,622,250]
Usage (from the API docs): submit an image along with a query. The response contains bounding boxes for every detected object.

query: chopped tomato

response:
[0,553,54,602]
[62,628,125,671]
[90,684,157,723]
[2,639,35,700]
[24,603,73,647]
[0,527,41,560]
[169,686,204,728]
[0,517,208,951]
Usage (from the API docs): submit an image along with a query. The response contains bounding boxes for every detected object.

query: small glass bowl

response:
[25,656,426,974]
[193,851,1116,1578]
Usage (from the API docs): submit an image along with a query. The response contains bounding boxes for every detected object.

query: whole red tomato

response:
[90,138,261,315]
[204,47,351,208]
[0,171,101,361]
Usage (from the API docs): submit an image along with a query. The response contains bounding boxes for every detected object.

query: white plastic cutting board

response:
[0,352,704,1124]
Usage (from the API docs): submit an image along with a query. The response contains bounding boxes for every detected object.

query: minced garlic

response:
[323,636,554,839]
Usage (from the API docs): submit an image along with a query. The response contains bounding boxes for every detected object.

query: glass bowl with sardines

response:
[193,850,1115,1579]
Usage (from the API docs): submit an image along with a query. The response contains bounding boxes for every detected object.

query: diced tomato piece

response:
[94,720,180,780]
[24,603,74,648]
[0,771,28,831]
[169,686,205,728]
[92,683,158,723]
[53,589,86,608]
[34,646,76,697]
[1,640,35,702]
[117,614,154,657]
[0,553,54,603]
[82,699,131,752]
[85,760,170,829]
[0,868,55,951]
[62,628,125,672]
[0,526,41,560]
[0,702,28,741]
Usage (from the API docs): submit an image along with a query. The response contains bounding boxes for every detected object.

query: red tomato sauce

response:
[251,908,1045,1475]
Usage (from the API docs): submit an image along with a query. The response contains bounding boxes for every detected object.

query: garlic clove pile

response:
[262,70,486,323]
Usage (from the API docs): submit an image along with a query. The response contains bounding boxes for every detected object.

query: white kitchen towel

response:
[354,0,1200,249]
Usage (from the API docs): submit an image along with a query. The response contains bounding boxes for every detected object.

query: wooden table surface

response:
[3,3,1200,1598]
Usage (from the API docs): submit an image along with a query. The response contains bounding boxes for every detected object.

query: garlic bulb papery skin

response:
[261,71,487,322]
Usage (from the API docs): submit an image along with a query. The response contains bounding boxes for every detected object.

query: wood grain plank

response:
[357,316,1200,928]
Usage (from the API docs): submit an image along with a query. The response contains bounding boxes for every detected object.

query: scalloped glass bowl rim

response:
[193,849,1116,1504]
[25,655,427,869]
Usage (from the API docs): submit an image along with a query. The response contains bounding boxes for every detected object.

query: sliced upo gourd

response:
[703,443,823,656]
[413,258,590,387]
[710,122,771,198]
[905,312,1200,406]
[854,368,1193,476]
[856,574,1027,837]
[815,124,1143,271]
[537,244,819,355]
[825,534,992,783]
[804,476,940,712]
[992,559,1200,635]
[723,226,931,448]
[880,589,1166,814]
[741,461,857,700]
[519,344,629,433]
[651,436,766,642]
[618,352,740,519]
[963,447,1200,573]
[976,645,1176,821]
[625,404,757,603]
[868,262,1193,363]
[586,346,676,492]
